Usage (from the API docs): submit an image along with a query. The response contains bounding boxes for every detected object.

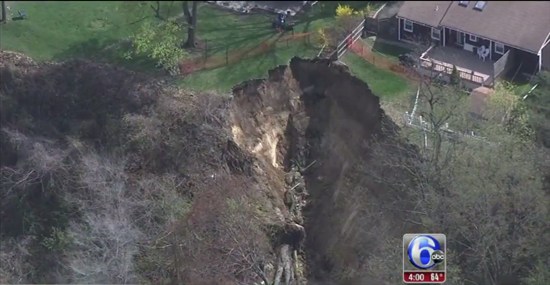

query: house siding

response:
[491,43,510,61]
[512,49,539,75]
[542,44,550,71]
[399,18,442,46]
[465,36,491,53]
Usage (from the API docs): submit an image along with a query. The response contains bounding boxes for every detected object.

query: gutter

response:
[372,3,386,19]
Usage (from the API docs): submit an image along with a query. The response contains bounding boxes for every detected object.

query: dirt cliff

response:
[230,57,417,284]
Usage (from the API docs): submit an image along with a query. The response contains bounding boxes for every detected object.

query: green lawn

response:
[1,1,386,92]
[178,42,318,92]
[0,1,273,70]
[342,52,412,99]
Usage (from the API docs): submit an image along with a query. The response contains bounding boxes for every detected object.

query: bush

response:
[335,4,355,17]
[450,65,461,86]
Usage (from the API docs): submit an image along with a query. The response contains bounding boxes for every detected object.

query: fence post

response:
[226,46,229,65]
[204,39,208,67]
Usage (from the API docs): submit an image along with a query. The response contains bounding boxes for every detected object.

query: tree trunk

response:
[1,1,6,24]
[183,1,198,48]
[150,1,161,19]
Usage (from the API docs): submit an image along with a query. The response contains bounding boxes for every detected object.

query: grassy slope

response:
[342,52,412,99]
[178,42,318,92]
[0,2,272,65]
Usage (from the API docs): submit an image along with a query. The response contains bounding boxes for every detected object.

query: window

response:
[495,42,505,54]
[459,1,469,6]
[431,28,441,41]
[404,19,413,32]
[474,1,487,11]
[457,31,465,45]
[469,34,478,42]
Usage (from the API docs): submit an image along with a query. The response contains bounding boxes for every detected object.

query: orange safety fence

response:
[179,32,312,75]
[348,40,422,82]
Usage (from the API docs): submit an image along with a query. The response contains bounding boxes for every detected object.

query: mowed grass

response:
[0,2,158,60]
[0,2,272,66]
[1,1,388,92]
[178,42,318,93]
[342,52,412,99]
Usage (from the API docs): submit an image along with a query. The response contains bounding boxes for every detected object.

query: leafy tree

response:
[427,89,547,285]
[523,71,550,147]
[485,82,534,141]
[126,20,187,74]
[379,81,549,285]
[522,260,550,285]
[182,1,199,48]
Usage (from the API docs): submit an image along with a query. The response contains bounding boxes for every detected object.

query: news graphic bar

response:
[403,271,446,283]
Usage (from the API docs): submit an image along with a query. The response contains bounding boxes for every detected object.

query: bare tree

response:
[182,1,198,48]
[150,1,161,19]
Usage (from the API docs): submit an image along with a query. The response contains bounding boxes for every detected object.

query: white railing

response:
[403,112,495,146]
[329,18,365,60]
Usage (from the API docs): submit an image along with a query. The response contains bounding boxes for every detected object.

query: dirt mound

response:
[230,57,416,284]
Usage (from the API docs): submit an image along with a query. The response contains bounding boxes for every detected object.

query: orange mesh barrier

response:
[348,40,422,82]
[179,32,312,75]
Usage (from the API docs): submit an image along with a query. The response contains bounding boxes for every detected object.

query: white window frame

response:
[469,34,478,42]
[431,28,441,41]
[404,19,413,32]
[494,42,505,55]
[474,1,487,10]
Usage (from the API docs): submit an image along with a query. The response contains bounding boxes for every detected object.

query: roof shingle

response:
[440,1,550,53]
[397,1,550,54]
[397,1,452,28]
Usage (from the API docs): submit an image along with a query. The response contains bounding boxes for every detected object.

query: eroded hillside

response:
[0,51,436,284]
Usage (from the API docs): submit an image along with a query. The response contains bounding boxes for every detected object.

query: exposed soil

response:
[230,57,417,284]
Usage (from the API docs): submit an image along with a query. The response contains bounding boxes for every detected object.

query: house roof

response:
[397,1,550,54]
[440,1,550,54]
[397,1,452,28]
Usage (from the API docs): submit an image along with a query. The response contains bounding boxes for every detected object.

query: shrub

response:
[450,65,461,86]
[335,4,355,18]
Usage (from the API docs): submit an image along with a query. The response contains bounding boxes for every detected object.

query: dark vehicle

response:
[272,11,294,32]
[399,54,417,68]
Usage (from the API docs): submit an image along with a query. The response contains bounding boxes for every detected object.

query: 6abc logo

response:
[403,233,446,282]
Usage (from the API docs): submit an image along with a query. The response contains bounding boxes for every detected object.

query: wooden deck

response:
[420,46,494,86]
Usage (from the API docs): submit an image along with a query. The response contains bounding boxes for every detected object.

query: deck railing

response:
[419,58,485,84]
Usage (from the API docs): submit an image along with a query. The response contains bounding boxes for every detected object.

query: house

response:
[396,1,550,87]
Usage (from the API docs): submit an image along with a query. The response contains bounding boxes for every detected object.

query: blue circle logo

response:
[407,235,442,269]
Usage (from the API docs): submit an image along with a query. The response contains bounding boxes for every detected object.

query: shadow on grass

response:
[52,37,159,74]
[372,39,412,59]
[206,30,276,52]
